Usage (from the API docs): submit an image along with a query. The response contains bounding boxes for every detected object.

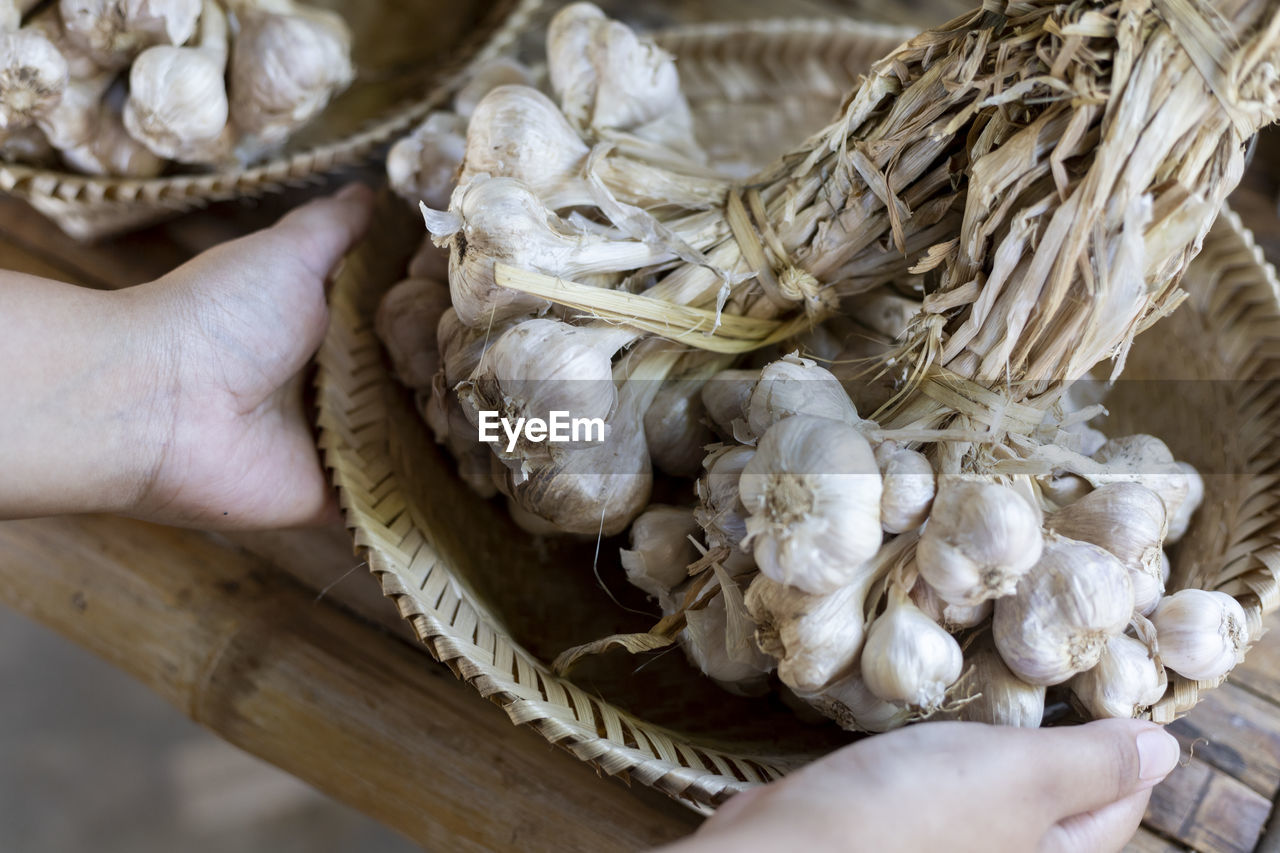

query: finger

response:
[995,720,1180,821]
[700,786,770,835]
[1039,789,1153,853]
[269,183,376,282]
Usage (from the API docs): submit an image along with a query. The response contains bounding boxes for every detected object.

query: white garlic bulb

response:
[693,444,756,575]
[59,79,164,176]
[805,673,910,733]
[453,57,534,119]
[0,28,67,131]
[0,124,55,164]
[1047,482,1167,615]
[36,69,110,151]
[433,177,675,327]
[739,416,882,595]
[993,536,1135,685]
[955,639,1045,726]
[387,111,467,210]
[844,290,918,340]
[909,576,991,631]
[1166,461,1203,543]
[59,0,200,69]
[228,3,353,153]
[682,571,774,695]
[421,378,496,499]
[915,479,1043,606]
[436,307,490,388]
[1037,470,1093,508]
[1150,589,1249,682]
[375,277,450,391]
[744,573,869,693]
[875,443,935,534]
[1071,633,1167,719]
[643,366,716,478]
[701,368,757,440]
[861,586,963,711]
[124,0,229,164]
[619,504,698,610]
[744,353,860,441]
[459,318,629,467]
[1090,435,1191,526]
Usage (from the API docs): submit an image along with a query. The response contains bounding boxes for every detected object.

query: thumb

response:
[1001,720,1180,822]
[266,182,376,282]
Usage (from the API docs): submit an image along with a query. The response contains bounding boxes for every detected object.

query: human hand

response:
[0,184,373,529]
[663,719,1180,853]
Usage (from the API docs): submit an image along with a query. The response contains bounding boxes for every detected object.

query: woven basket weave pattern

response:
[317,19,1280,809]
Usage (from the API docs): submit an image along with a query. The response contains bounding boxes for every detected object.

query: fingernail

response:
[1137,729,1180,783]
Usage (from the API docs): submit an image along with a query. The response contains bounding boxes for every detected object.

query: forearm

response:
[0,273,170,518]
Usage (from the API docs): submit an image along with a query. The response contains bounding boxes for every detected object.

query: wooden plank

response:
[1230,614,1280,702]
[1124,827,1189,853]
[0,515,701,852]
[1167,682,1280,798]
[1142,758,1271,853]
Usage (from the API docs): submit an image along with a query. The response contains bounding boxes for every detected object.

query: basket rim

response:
[0,0,540,208]
[316,17,1280,813]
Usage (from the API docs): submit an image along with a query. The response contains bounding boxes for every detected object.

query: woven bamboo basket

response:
[316,19,1280,810]
[0,0,538,241]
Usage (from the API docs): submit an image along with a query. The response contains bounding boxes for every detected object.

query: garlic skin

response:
[693,444,756,575]
[916,480,1043,606]
[228,4,353,153]
[453,57,534,119]
[993,536,1135,685]
[744,573,868,693]
[0,28,68,131]
[1150,589,1249,682]
[875,443,935,534]
[861,587,964,712]
[909,576,991,631]
[619,504,699,610]
[701,368,757,440]
[1047,482,1167,616]
[1166,462,1203,543]
[1071,633,1167,719]
[375,277,450,391]
[1038,470,1093,508]
[683,572,774,695]
[739,416,882,595]
[458,318,627,467]
[806,673,910,733]
[643,370,715,478]
[387,111,466,210]
[955,640,1045,726]
[744,354,860,441]
[59,0,200,69]
[124,0,229,164]
[1090,435,1191,526]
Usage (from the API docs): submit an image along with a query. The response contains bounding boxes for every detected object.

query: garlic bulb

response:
[1047,482,1167,615]
[1071,633,1167,718]
[59,0,200,69]
[955,639,1045,726]
[875,443,935,534]
[916,479,1043,606]
[701,368,757,440]
[744,573,869,693]
[683,571,774,695]
[844,290,918,340]
[0,124,55,163]
[1159,550,1171,585]
[1166,462,1203,543]
[387,111,466,209]
[0,28,68,131]
[993,536,1135,685]
[36,68,110,151]
[739,415,882,595]
[643,364,717,478]
[59,79,164,176]
[375,277,450,391]
[744,353,860,441]
[433,176,675,327]
[458,318,629,468]
[1150,589,1249,682]
[228,2,353,153]
[1038,470,1092,508]
[806,673,910,733]
[619,504,699,610]
[693,444,756,574]
[1090,435,1191,525]
[909,576,991,631]
[861,586,963,711]
[453,57,535,119]
[436,307,490,388]
[124,0,229,163]
[421,377,496,499]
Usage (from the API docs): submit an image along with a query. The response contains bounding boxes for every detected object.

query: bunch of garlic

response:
[0,0,353,175]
